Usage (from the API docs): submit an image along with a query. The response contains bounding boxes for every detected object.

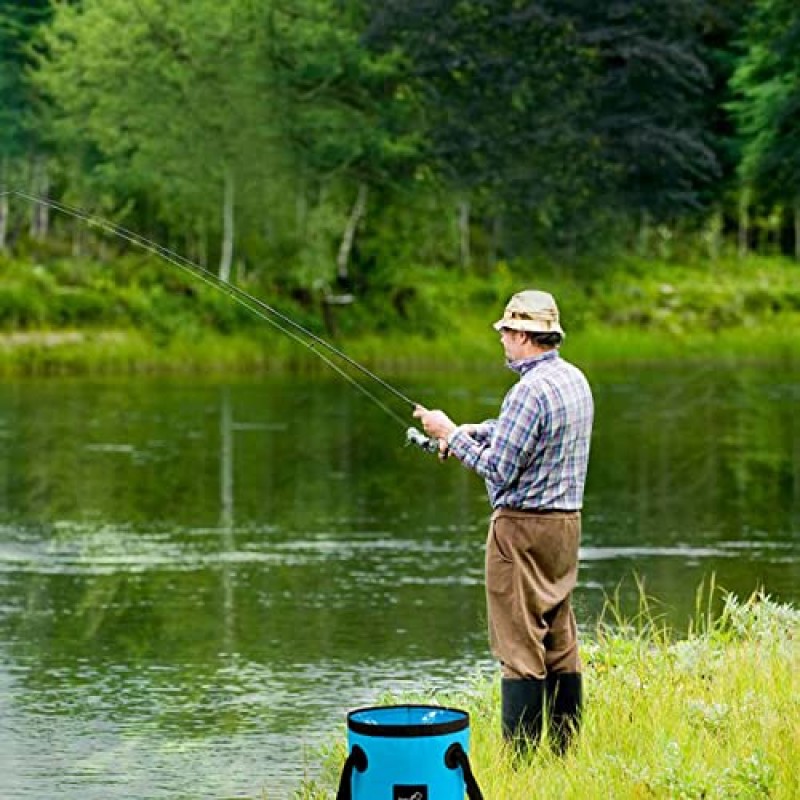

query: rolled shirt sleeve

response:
[447,383,540,488]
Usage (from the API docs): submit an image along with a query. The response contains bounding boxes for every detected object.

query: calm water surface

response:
[0,362,798,798]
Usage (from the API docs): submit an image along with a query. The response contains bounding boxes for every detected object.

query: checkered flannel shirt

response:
[447,349,593,510]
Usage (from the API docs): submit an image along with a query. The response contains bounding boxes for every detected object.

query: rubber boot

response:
[546,672,583,755]
[501,677,545,752]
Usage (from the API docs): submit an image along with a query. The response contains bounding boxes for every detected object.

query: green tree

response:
[696,1,754,198]
[368,0,723,261]
[367,1,597,259]
[568,0,721,224]
[731,0,800,256]
[258,0,421,290]
[33,0,418,294]
[35,0,287,278]
[0,0,53,245]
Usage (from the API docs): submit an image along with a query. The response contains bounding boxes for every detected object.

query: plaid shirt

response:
[447,349,593,510]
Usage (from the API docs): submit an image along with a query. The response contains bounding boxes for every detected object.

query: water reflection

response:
[0,364,797,797]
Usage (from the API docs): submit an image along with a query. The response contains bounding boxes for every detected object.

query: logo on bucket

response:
[393,786,428,800]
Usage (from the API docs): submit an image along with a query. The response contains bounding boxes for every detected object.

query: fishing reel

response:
[405,427,441,455]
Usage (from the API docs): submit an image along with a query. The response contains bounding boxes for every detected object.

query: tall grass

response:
[344,319,800,374]
[2,252,800,374]
[295,585,799,799]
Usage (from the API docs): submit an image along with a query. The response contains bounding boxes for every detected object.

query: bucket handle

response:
[336,741,483,800]
[335,744,367,800]
[445,742,484,800]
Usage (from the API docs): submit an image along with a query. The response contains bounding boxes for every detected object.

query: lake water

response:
[0,361,797,798]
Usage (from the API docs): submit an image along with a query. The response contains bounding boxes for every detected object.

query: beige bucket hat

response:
[493,290,565,336]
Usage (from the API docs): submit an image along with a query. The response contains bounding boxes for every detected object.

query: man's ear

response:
[515,330,531,344]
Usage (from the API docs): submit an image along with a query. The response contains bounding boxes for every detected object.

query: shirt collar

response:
[507,348,560,375]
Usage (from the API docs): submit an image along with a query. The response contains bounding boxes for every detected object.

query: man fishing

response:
[413,289,593,754]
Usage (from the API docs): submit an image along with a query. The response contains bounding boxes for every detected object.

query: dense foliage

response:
[732,0,800,207]
[1,0,799,310]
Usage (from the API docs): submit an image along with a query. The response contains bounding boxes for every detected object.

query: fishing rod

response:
[3,189,439,452]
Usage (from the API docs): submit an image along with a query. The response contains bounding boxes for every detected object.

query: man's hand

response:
[413,405,457,441]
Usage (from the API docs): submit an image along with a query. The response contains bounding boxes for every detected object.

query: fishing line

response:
[5,189,417,429]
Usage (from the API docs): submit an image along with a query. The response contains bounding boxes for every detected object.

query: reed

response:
[2,251,800,375]
[2,321,799,377]
[295,583,799,799]
[344,320,800,372]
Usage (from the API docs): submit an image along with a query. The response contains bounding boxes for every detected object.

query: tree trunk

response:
[637,210,651,256]
[219,168,235,282]
[197,222,209,269]
[458,198,471,269]
[738,189,750,258]
[706,208,722,262]
[488,214,503,269]
[0,158,8,251]
[29,155,50,241]
[28,157,37,238]
[39,164,50,240]
[795,199,800,261]
[295,185,307,235]
[0,192,7,251]
[0,155,8,250]
[336,182,368,282]
[72,218,84,257]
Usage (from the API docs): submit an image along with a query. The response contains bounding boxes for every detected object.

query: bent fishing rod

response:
[1,188,439,453]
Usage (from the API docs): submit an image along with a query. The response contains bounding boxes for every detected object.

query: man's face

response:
[499,327,528,361]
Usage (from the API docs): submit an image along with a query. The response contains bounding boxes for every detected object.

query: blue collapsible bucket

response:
[336,704,483,800]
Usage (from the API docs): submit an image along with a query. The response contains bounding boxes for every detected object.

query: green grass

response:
[2,251,800,374]
[0,326,343,377]
[295,586,799,799]
[2,319,799,378]
[344,317,800,373]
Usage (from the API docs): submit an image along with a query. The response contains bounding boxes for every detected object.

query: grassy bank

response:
[344,323,800,372]
[3,322,800,378]
[297,589,799,800]
[1,251,800,375]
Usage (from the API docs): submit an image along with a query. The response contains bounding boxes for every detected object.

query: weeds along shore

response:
[298,587,799,800]
[2,253,800,376]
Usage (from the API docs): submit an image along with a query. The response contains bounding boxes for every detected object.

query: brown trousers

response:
[486,508,581,679]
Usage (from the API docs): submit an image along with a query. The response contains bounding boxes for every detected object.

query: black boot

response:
[501,677,545,751]
[546,672,583,755]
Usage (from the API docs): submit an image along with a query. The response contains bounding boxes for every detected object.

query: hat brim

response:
[493,318,565,336]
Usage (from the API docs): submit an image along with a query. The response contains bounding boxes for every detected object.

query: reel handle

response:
[405,427,441,455]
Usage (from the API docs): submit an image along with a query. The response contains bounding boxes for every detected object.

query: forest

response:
[1,0,799,345]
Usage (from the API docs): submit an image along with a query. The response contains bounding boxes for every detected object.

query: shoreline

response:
[2,251,800,377]
[298,591,800,799]
[0,322,798,378]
